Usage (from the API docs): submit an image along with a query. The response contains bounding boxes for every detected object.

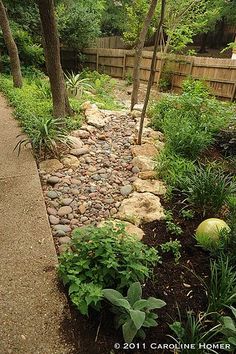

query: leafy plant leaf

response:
[129,309,145,330]
[122,319,138,343]
[127,282,142,306]
[146,297,166,310]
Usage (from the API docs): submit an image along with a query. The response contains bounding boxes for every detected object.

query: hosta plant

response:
[103,282,166,343]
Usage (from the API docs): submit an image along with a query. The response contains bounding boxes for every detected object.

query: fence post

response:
[188,58,194,76]
[96,52,99,72]
[122,53,127,79]
[231,83,236,102]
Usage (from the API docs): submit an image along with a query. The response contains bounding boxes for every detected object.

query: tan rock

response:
[81,101,92,111]
[131,143,157,158]
[71,130,90,139]
[133,178,166,195]
[117,192,165,226]
[132,156,155,172]
[57,206,73,216]
[67,136,84,149]
[79,204,86,214]
[139,171,157,180]
[98,219,144,241]
[39,159,63,173]
[85,104,110,129]
[61,155,80,168]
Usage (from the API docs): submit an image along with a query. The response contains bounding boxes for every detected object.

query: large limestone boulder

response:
[131,143,157,158]
[39,159,63,173]
[84,103,110,129]
[98,220,144,241]
[117,192,165,226]
[133,178,166,196]
[61,155,80,168]
[132,156,155,172]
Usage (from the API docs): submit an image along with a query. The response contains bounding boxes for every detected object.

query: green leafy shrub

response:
[155,149,195,189]
[219,306,236,350]
[165,211,183,237]
[58,223,160,315]
[103,282,166,343]
[160,240,182,263]
[181,209,195,220]
[181,166,236,216]
[150,78,234,160]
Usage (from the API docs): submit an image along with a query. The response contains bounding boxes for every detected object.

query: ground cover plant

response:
[58,223,160,316]
[0,69,121,157]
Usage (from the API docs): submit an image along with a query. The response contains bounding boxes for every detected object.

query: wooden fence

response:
[93,36,126,49]
[82,48,236,101]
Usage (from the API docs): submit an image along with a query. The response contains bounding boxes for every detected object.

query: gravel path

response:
[40,110,140,240]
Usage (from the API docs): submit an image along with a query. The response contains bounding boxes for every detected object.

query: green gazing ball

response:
[195,218,230,251]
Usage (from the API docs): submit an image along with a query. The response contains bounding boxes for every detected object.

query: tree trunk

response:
[198,33,208,53]
[137,0,166,145]
[0,1,22,88]
[37,0,72,118]
[232,35,236,59]
[155,34,171,90]
[130,0,158,111]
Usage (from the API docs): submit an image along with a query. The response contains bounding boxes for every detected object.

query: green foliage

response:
[207,256,236,313]
[165,211,183,237]
[123,0,156,45]
[79,70,121,110]
[14,116,68,156]
[169,311,220,354]
[180,209,195,220]
[0,21,43,71]
[155,149,195,189]
[101,0,131,36]
[56,0,105,49]
[58,223,160,315]
[160,239,182,263]
[150,79,234,160]
[181,165,236,216]
[219,306,236,351]
[103,282,166,343]
[0,75,82,155]
[64,72,93,97]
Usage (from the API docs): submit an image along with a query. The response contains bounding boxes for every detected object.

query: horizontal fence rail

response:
[61,48,236,101]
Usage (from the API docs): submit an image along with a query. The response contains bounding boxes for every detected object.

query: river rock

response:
[68,136,83,149]
[61,155,80,168]
[39,159,63,173]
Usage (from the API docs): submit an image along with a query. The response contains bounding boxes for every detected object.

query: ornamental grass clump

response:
[181,165,236,216]
[58,223,160,315]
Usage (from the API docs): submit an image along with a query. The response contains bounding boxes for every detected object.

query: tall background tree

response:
[0,0,22,87]
[131,0,158,110]
[37,0,71,118]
